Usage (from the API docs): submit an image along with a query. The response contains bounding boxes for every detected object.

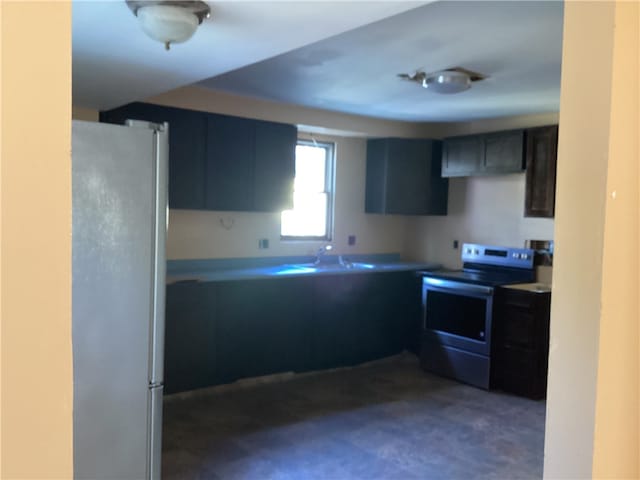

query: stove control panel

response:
[462,243,534,269]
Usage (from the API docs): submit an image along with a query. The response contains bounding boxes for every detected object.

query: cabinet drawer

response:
[498,288,536,309]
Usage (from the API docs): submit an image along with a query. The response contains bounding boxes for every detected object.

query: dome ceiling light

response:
[126,0,211,51]
[398,67,487,94]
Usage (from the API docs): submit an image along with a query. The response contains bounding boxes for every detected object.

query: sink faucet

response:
[315,245,332,265]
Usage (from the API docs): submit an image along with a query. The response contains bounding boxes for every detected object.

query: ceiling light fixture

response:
[422,70,471,94]
[398,67,486,94]
[126,0,211,51]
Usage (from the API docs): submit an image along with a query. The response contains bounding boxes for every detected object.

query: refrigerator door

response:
[72,120,164,479]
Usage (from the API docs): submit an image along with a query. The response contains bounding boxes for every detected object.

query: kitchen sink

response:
[286,262,377,272]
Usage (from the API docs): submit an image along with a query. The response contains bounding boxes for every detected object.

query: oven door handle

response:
[422,277,494,296]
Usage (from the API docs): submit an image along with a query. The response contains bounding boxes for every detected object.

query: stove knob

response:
[473,249,479,255]
[521,254,529,260]
[466,248,472,254]
[512,252,518,258]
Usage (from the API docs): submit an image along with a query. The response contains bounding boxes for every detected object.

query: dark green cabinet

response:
[164,270,423,394]
[442,130,525,177]
[365,138,448,215]
[205,114,255,211]
[311,275,368,369]
[205,114,296,212]
[164,282,216,394]
[525,125,558,218]
[100,103,296,212]
[310,272,420,370]
[215,277,313,383]
[254,120,297,212]
[358,272,415,360]
[100,103,207,210]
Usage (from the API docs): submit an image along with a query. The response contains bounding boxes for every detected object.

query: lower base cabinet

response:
[491,287,551,399]
[164,271,422,394]
[215,277,314,384]
[164,282,216,394]
[311,274,368,370]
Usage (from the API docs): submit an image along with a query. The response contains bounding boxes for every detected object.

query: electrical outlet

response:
[258,238,269,249]
[348,235,356,246]
[453,240,459,249]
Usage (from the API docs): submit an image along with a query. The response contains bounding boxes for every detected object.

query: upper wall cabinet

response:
[524,125,558,218]
[205,114,296,212]
[100,103,208,210]
[205,114,255,211]
[100,103,296,212]
[365,138,448,215]
[442,130,525,177]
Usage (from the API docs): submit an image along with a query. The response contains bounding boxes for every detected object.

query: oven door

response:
[422,277,493,355]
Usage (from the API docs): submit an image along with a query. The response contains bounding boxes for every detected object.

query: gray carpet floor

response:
[162,354,545,479]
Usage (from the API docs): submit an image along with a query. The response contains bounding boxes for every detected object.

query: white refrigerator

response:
[72,120,168,479]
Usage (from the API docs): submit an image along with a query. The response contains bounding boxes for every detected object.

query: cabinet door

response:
[385,139,430,215]
[164,282,216,394]
[365,139,448,215]
[310,275,368,369]
[426,141,448,215]
[441,135,483,177]
[205,114,255,211]
[215,277,313,383]
[364,139,388,213]
[358,272,414,361]
[100,103,207,209]
[403,273,424,355]
[525,126,558,217]
[253,120,296,212]
[483,130,525,173]
[491,288,551,399]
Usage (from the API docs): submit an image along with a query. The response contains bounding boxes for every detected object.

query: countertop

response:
[502,282,552,293]
[166,254,441,284]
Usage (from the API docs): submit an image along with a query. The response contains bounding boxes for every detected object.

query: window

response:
[281,140,334,240]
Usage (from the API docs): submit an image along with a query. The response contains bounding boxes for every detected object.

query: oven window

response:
[425,290,487,341]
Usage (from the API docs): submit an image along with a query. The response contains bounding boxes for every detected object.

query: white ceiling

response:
[73,1,563,122]
[72,1,428,110]
[198,1,564,121]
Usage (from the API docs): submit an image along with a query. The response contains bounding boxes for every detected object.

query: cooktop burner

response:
[420,243,536,287]
[421,268,534,287]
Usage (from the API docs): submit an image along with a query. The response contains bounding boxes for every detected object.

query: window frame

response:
[280,139,335,242]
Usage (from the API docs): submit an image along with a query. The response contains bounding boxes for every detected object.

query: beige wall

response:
[404,174,554,268]
[442,112,559,137]
[0,2,73,478]
[147,86,445,139]
[591,1,639,477]
[544,1,639,478]
[72,105,99,122]
[167,132,407,259]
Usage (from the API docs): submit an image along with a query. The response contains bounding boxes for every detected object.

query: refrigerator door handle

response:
[148,385,164,480]
[150,124,169,385]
